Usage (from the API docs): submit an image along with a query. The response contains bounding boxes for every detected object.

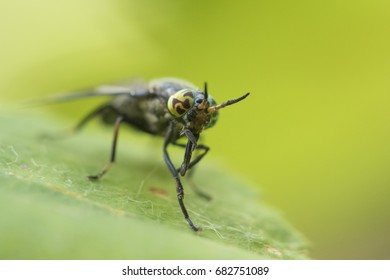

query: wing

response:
[27,77,199,106]
[30,79,150,106]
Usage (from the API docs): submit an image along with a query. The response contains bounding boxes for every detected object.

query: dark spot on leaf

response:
[149,186,169,197]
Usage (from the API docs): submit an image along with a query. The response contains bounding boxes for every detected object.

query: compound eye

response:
[195,97,203,104]
[167,89,195,118]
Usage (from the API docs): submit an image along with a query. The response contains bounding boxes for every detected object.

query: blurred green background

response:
[1,0,389,259]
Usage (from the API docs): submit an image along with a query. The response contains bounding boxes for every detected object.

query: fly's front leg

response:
[183,144,210,172]
[173,142,211,201]
[88,115,123,180]
[164,124,199,231]
[173,142,209,175]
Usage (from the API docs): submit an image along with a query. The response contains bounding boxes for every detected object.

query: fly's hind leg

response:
[88,115,123,180]
[41,103,114,140]
[72,104,114,133]
[59,103,122,180]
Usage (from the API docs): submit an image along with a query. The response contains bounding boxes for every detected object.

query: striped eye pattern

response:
[167,89,195,117]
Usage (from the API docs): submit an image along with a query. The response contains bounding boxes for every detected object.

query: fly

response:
[45,78,250,231]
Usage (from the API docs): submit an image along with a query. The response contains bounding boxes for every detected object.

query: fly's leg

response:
[182,144,210,172]
[41,104,114,140]
[173,142,211,201]
[164,124,199,231]
[88,116,123,180]
[72,104,115,133]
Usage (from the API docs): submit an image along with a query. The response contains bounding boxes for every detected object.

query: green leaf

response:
[0,109,308,259]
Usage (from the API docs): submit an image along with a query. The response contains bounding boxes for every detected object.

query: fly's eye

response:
[168,89,195,118]
[195,97,203,104]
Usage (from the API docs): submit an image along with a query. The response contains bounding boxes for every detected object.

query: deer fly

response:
[45,78,249,231]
